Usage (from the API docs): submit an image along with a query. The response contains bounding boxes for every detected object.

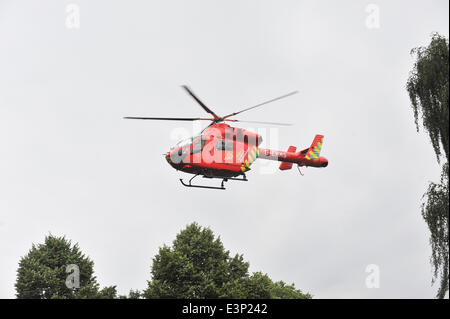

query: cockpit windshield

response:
[171,135,202,149]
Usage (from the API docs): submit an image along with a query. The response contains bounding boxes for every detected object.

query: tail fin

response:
[305,135,324,160]
[279,146,297,170]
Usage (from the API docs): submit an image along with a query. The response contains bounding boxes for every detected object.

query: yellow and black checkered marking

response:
[305,137,323,160]
[241,146,259,172]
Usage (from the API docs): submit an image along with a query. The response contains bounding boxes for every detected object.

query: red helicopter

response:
[125,86,328,189]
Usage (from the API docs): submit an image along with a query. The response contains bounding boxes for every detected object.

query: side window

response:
[178,147,188,157]
[191,138,207,155]
[215,140,234,151]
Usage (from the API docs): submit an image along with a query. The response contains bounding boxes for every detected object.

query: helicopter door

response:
[189,137,207,163]
[215,139,234,164]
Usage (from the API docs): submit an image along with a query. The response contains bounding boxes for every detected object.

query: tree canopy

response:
[407,33,449,299]
[421,163,449,298]
[15,235,116,299]
[407,33,449,163]
[143,222,311,299]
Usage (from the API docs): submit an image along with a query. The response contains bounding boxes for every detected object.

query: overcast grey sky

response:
[0,0,448,298]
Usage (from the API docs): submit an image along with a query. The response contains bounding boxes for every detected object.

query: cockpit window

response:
[215,140,234,151]
[172,135,201,149]
[191,138,207,155]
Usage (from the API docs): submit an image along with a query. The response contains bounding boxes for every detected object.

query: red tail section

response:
[259,135,327,170]
[303,135,324,160]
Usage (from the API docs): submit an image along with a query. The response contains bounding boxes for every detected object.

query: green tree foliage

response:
[421,163,449,299]
[15,235,117,299]
[143,223,311,299]
[270,281,312,299]
[119,289,142,299]
[407,33,449,163]
[407,33,449,299]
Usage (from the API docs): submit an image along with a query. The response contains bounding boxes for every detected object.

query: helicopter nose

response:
[165,153,172,164]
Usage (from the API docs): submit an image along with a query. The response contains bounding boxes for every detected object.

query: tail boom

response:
[258,135,328,169]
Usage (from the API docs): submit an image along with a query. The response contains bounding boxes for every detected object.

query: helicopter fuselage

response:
[165,123,328,179]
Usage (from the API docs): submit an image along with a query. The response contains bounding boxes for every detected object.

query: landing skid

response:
[179,174,247,190]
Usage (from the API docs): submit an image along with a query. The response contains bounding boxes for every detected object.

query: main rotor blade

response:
[223,91,298,119]
[181,85,220,120]
[224,119,292,126]
[124,117,214,121]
